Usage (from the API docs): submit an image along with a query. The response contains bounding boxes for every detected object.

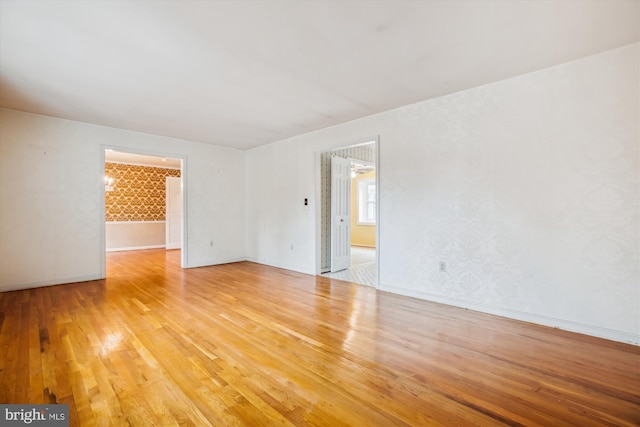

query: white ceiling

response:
[105,150,181,168]
[1,1,638,150]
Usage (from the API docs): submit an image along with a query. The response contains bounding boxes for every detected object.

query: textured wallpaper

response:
[378,43,639,339]
[244,43,639,343]
[105,162,181,222]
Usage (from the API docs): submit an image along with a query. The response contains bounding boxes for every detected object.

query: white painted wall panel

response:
[105,222,166,251]
[245,44,639,344]
[0,109,245,290]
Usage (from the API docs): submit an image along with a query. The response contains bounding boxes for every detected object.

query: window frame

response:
[357,178,376,225]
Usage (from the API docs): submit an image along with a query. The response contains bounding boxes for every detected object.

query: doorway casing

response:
[313,136,380,288]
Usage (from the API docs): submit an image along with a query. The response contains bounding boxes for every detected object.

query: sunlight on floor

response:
[323,246,376,287]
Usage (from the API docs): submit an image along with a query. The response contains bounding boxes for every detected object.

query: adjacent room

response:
[104,150,183,254]
[0,1,638,426]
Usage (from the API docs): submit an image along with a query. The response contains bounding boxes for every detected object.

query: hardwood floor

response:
[1,249,638,426]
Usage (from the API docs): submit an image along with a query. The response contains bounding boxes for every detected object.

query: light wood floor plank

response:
[0,249,638,426]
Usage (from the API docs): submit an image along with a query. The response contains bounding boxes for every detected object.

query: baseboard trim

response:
[244,257,315,276]
[380,283,639,346]
[106,221,166,224]
[1,274,104,292]
[185,257,248,269]
[106,245,166,252]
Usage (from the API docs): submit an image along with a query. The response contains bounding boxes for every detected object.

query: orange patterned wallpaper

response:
[105,163,181,222]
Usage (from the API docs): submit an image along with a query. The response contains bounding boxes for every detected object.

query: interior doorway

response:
[317,140,378,287]
[102,148,186,276]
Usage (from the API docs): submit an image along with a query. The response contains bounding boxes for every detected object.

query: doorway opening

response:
[317,140,378,287]
[101,148,186,277]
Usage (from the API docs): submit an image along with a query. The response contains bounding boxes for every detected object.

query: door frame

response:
[165,176,183,250]
[313,136,380,288]
[100,145,188,278]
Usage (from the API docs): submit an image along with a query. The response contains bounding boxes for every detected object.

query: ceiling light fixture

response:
[104,176,115,192]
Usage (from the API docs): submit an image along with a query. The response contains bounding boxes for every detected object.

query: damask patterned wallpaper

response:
[244,43,638,343]
[105,162,181,222]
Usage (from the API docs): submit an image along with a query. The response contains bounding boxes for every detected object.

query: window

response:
[358,178,376,225]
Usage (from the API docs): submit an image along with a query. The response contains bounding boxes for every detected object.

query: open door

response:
[331,156,351,272]
[166,176,182,250]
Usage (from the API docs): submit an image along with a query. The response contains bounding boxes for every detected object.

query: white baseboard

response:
[185,257,248,269]
[106,245,166,252]
[244,257,315,276]
[0,274,104,292]
[106,221,166,224]
[380,283,639,346]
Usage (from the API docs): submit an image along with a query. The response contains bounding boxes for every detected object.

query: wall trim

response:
[246,257,318,277]
[105,159,181,170]
[186,257,248,269]
[106,221,166,224]
[1,274,104,293]
[380,283,640,346]
[106,245,166,252]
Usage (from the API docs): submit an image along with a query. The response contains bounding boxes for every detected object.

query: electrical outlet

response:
[439,261,446,272]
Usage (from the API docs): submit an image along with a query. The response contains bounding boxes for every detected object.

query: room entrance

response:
[317,140,378,287]
[101,148,186,276]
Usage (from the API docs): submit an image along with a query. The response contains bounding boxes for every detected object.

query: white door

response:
[165,176,182,250]
[331,156,351,272]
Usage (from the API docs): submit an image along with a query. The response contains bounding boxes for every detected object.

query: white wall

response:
[245,43,639,344]
[0,109,245,291]
[245,141,316,272]
[1,44,637,344]
[105,221,166,251]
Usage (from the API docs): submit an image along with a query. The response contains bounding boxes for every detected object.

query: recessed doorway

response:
[101,148,186,277]
[317,140,378,287]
